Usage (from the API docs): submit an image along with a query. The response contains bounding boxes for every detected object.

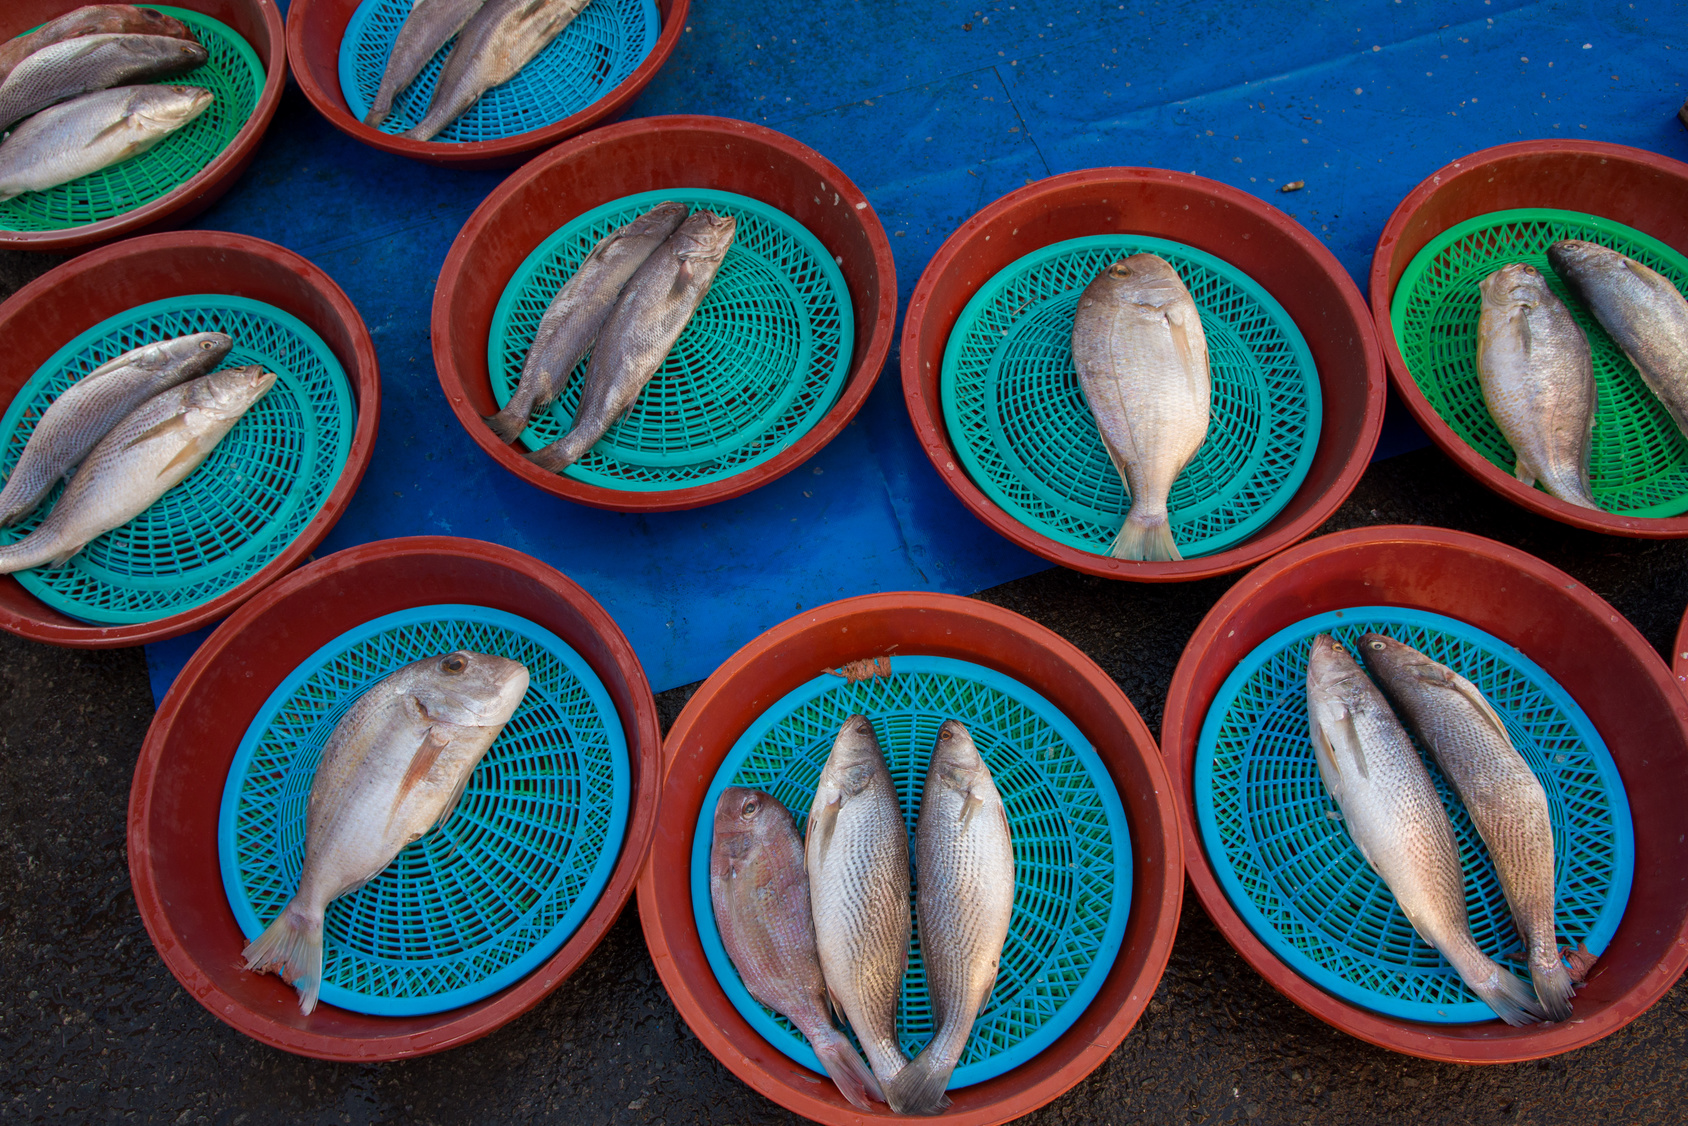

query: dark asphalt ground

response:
[6,259,1688,1124]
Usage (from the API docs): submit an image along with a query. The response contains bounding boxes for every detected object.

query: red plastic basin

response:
[0,0,286,252]
[1370,140,1688,538]
[433,115,897,513]
[901,167,1385,583]
[638,591,1182,1124]
[128,536,662,1060]
[0,230,379,648]
[1161,524,1688,1063]
[287,0,688,169]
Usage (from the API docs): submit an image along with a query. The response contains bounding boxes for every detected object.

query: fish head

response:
[1089,252,1190,309]
[188,364,276,420]
[1546,238,1633,285]
[711,786,792,856]
[1306,633,1373,709]
[673,211,738,262]
[118,331,234,373]
[626,201,691,239]
[121,33,210,70]
[408,651,531,729]
[817,714,887,798]
[1355,631,1444,690]
[929,718,988,791]
[133,7,199,41]
[137,85,216,130]
[1478,263,1551,309]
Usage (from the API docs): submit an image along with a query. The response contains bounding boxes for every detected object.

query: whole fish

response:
[0,364,272,574]
[403,0,590,142]
[0,85,213,201]
[710,787,883,1112]
[1359,633,1575,1021]
[805,715,911,1096]
[1474,264,1599,509]
[0,32,207,132]
[527,210,736,472]
[0,331,232,526]
[1306,635,1544,1026]
[1549,239,1688,442]
[364,0,488,128]
[1071,253,1211,562]
[0,5,197,88]
[242,650,530,1015]
[485,200,688,443]
[886,720,1013,1116]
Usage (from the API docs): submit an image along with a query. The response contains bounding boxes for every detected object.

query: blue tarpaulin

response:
[143,0,1688,700]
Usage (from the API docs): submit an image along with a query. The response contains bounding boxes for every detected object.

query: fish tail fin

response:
[483,405,530,444]
[1530,943,1577,1022]
[365,89,394,128]
[883,1045,956,1116]
[811,1028,883,1111]
[526,431,592,474]
[242,902,325,1015]
[1469,960,1546,1027]
[1111,507,1182,562]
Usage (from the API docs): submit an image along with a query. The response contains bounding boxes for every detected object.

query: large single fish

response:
[242,650,530,1015]
[1474,264,1599,509]
[1306,635,1544,1026]
[1359,633,1575,1021]
[485,200,688,443]
[0,32,207,132]
[1071,252,1211,562]
[0,84,213,201]
[364,0,487,128]
[1549,239,1688,442]
[0,5,197,88]
[805,715,910,1096]
[710,787,883,1112]
[527,210,736,473]
[0,364,272,574]
[885,720,1014,1116]
[0,331,232,526]
[402,0,590,142]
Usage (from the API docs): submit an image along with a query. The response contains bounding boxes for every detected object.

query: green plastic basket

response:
[0,7,264,233]
[0,295,354,625]
[1195,607,1633,1023]
[488,189,854,491]
[219,604,631,1017]
[338,0,658,144]
[941,235,1322,559]
[1390,208,1688,517]
[690,655,1132,1089]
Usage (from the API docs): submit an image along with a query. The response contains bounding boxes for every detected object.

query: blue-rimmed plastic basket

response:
[1194,606,1634,1023]
[941,235,1321,559]
[0,294,354,625]
[690,655,1131,1089]
[218,603,631,1017]
[338,0,658,144]
[488,189,854,491]
[0,6,264,233]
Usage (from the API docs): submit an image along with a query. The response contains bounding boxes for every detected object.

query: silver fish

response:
[885,720,1013,1116]
[485,200,688,444]
[1475,264,1599,509]
[1549,239,1688,442]
[242,650,530,1014]
[0,5,198,88]
[710,787,883,1112]
[1306,635,1544,1026]
[0,32,207,132]
[364,0,488,128]
[1359,634,1575,1021]
[0,364,273,574]
[1071,252,1211,562]
[806,714,910,1096]
[402,0,590,142]
[527,210,736,473]
[0,331,232,526]
[0,84,213,201]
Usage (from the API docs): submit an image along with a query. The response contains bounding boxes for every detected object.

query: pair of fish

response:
[484,202,738,473]
[243,650,531,1014]
[1474,240,1688,509]
[366,0,590,141]
[1071,253,1212,562]
[0,333,274,574]
[709,714,1014,1115]
[1307,634,1581,1026]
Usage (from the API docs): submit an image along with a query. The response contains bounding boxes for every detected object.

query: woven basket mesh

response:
[1195,607,1632,1022]
[220,605,631,1017]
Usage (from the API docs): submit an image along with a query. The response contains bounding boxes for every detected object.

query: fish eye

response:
[199,340,216,350]
[854,719,871,734]
[1368,640,1385,650]
[440,655,466,674]
[741,797,760,818]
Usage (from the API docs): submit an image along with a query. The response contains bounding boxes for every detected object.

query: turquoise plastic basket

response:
[941,235,1321,559]
[690,655,1131,1089]
[218,604,631,1017]
[338,0,659,144]
[0,7,264,232]
[0,295,354,625]
[1194,607,1634,1023]
[488,189,854,491]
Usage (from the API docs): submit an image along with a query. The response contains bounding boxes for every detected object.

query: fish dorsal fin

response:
[810,795,841,871]
[1417,667,1511,743]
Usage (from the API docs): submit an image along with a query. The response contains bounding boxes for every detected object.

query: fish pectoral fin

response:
[392,725,454,821]
[433,747,477,832]
[957,790,984,829]
[156,435,214,481]
[669,260,695,300]
[1312,701,1369,784]
[1165,303,1209,395]
[124,411,190,451]
[1416,668,1512,743]
[86,114,140,149]
[810,796,841,871]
